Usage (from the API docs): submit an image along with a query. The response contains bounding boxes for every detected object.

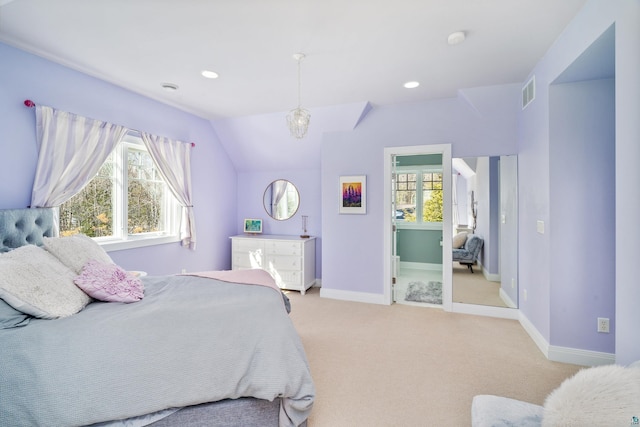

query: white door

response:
[390,154,398,302]
[383,144,452,309]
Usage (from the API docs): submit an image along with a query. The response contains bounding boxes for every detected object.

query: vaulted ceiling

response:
[0,0,586,120]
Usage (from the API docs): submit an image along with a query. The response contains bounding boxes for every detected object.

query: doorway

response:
[383,144,452,310]
[393,154,445,306]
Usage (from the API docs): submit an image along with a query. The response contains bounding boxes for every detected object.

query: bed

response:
[0,208,314,427]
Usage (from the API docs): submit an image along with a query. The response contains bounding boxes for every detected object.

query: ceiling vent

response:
[522,76,535,109]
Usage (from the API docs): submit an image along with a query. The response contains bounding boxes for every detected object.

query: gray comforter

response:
[0,275,314,426]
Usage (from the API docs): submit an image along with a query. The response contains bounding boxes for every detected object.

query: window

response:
[395,167,442,224]
[60,133,180,250]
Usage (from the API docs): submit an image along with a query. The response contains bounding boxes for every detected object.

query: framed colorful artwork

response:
[339,175,366,214]
[243,218,263,234]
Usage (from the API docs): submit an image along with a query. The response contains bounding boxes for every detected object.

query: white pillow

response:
[542,364,640,427]
[0,245,91,319]
[453,232,468,249]
[44,234,113,274]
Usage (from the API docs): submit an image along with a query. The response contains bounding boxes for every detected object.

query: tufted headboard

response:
[0,208,57,253]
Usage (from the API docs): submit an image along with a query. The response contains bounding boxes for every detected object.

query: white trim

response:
[395,222,443,230]
[312,278,322,288]
[518,311,550,358]
[499,288,517,308]
[320,287,389,305]
[384,144,452,310]
[452,302,519,319]
[517,311,614,367]
[399,261,443,271]
[481,267,500,282]
[100,234,180,252]
[548,346,615,367]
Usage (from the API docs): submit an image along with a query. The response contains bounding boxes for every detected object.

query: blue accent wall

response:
[396,229,442,264]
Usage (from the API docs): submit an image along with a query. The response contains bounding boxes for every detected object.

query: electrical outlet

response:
[523,289,528,301]
[181,268,187,274]
[511,278,516,289]
[597,317,610,333]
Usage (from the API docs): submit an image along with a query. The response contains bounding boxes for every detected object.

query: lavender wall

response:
[0,42,238,275]
[236,169,322,276]
[319,0,640,364]
[518,0,640,363]
[499,155,518,306]
[549,78,615,353]
[321,88,519,296]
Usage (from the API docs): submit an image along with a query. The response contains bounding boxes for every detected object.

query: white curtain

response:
[272,180,288,219]
[452,173,459,227]
[31,105,127,208]
[140,132,196,250]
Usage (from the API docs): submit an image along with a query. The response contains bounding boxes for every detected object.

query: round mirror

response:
[263,180,300,221]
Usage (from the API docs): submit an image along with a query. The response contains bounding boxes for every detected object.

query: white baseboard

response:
[499,288,517,308]
[548,346,615,367]
[399,261,443,271]
[452,302,519,319]
[479,262,500,282]
[312,278,322,288]
[518,311,615,367]
[518,311,550,357]
[319,287,388,305]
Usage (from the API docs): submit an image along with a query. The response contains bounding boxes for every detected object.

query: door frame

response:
[383,144,453,310]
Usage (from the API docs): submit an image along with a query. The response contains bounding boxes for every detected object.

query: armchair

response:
[452,234,483,273]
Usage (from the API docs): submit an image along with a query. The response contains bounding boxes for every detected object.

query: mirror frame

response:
[263,179,300,221]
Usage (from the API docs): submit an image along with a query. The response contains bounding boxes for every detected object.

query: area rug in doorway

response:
[405,281,442,304]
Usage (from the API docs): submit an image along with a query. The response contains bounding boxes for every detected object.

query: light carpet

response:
[453,263,508,307]
[287,287,581,426]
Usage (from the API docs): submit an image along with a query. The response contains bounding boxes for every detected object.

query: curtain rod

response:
[23,99,196,147]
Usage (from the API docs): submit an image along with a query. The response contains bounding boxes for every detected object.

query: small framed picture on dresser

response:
[243,218,263,234]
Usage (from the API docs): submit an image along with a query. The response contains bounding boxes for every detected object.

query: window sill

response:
[396,222,443,231]
[97,235,180,252]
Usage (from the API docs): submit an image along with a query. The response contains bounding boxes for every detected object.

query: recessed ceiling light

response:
[404,81,420,89]
[448,31,466,45]
[161,83,179,92]
[201,70,219,79]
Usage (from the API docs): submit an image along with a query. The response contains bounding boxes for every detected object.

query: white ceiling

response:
[0,0,587,120]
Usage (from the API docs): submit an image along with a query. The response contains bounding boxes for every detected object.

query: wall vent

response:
[522,76,535,109]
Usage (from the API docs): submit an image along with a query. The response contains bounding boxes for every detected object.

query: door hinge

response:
[392,277,396,285]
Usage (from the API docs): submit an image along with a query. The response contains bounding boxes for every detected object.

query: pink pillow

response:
[75,260,144,303]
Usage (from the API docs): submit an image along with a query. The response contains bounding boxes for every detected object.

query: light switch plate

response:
[537,220,545,234]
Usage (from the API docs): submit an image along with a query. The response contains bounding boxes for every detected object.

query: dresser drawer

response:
[233,239,264,252]
[269,269,302,287]
[232,250,264,269]
[267,254,301,270]
[264,240,301,256]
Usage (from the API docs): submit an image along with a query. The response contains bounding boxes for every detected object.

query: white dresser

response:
[230,234,316,294]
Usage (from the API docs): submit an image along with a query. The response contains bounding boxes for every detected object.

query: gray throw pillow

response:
[0,298,31,329]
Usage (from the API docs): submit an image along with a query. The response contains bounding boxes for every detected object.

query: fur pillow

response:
[44,234,114,274]
[75,260,144,303]
[542,364,640,427]
[453,232,468,249]
[0,245,91,318]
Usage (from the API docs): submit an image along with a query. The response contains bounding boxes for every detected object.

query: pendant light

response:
[286,53,311,139]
